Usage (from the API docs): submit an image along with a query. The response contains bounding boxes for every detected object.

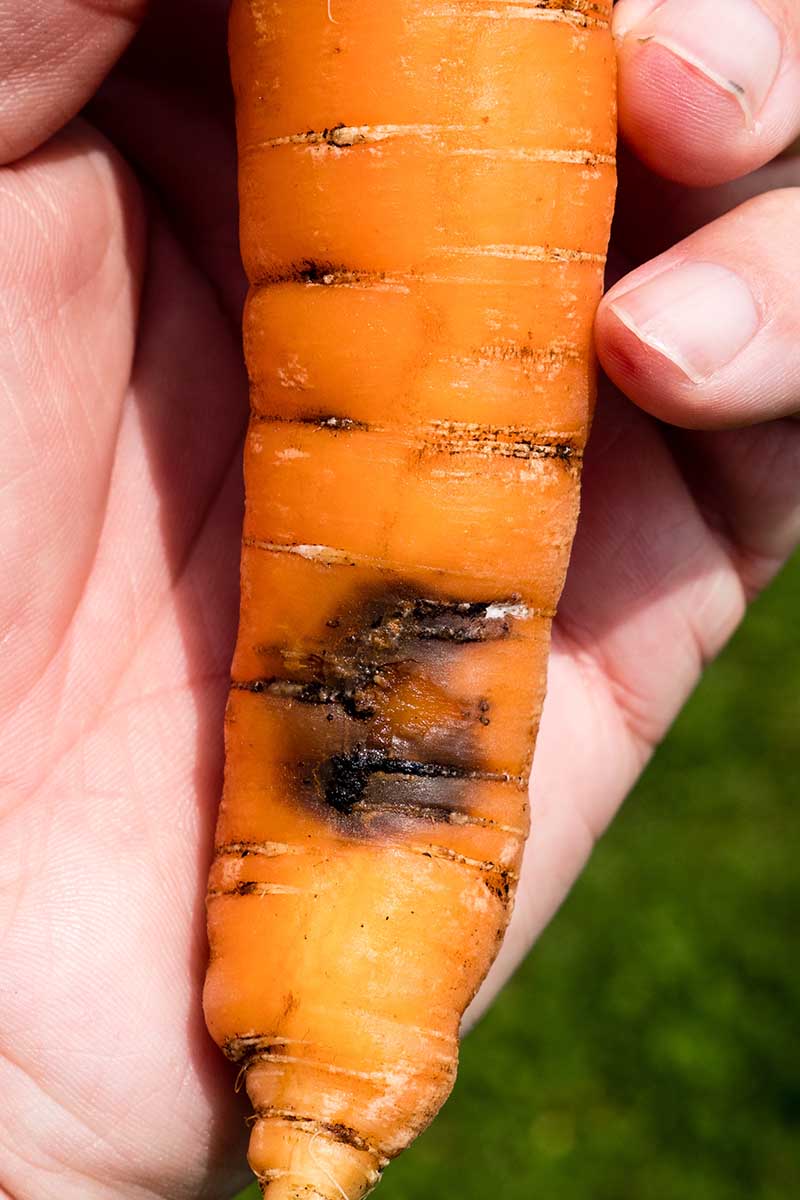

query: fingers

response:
[614,0,800,185]
[596,188,800,428]
[0,0,147,165]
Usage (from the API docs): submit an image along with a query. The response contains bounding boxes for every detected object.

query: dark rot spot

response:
[233,580,526,833]
[318,748,467,814]
[236,591,518,722]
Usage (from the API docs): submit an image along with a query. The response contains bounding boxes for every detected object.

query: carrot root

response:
[205,2,617,1195]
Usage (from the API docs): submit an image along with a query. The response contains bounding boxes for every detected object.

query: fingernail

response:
[609,262,760,383]
[618,0,782,126]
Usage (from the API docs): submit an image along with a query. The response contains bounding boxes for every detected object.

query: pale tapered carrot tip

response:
[250,1119,385,1200]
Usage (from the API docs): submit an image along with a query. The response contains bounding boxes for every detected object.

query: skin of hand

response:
[0,1,797,1197]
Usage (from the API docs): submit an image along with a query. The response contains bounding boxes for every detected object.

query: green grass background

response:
[236,552,800,1200]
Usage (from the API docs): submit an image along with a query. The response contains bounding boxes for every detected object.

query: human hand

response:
[0,2,797,1198]
[0,3,252,1197]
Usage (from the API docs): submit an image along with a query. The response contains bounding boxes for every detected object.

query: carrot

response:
[203,2,617,1197]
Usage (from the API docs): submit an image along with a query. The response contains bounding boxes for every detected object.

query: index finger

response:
[0,0,147,165]
[613,0,800,186]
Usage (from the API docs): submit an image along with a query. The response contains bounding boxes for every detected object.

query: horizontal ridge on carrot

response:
[204,2,617,1196]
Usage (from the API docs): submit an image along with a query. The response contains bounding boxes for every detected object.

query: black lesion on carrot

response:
[236,676,377,720]
[319,749,469,814]
[234,592,518,720]
[257,259,387,287]
[406,598,515,642]
[237,581,527,832]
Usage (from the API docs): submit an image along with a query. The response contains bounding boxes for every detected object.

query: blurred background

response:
[236,550,799,1200]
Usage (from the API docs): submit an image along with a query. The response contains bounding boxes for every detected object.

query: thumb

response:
[0,0,148,165]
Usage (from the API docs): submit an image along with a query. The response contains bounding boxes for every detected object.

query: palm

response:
[0,4,796,1198]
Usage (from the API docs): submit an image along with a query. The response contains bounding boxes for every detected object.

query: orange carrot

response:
[204,2,616,1197]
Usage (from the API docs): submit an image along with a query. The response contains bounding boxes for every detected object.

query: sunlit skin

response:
[0,1,798,1198]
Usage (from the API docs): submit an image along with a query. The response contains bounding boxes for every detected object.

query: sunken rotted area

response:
[232,583,525,828]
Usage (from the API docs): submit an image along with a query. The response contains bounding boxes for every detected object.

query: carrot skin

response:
[204,3,616,1196]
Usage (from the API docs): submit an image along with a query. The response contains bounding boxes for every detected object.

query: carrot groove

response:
[204,2,616,1196]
